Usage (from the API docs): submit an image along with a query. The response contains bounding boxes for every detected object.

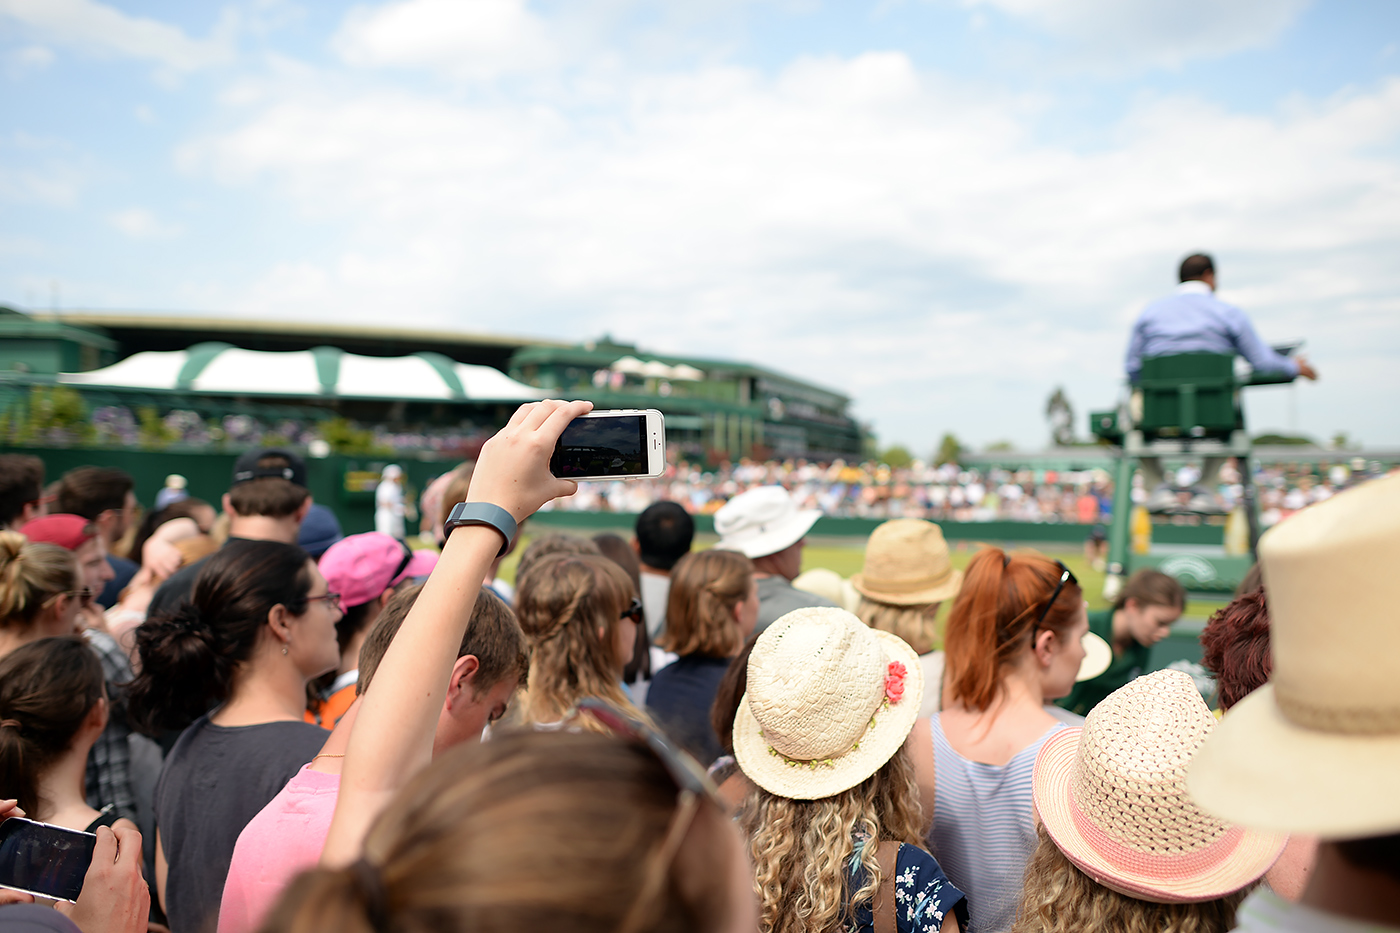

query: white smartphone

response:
[0,817,97,902]
[550,409,666,479]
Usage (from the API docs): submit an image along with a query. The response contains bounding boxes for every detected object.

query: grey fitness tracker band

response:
[443,502,518,557]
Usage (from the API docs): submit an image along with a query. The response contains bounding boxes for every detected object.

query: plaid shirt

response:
[83,629,139,823]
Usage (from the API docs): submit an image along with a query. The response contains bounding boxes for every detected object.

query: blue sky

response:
[2,0,1398,454]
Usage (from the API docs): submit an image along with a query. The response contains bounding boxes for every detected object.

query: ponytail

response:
[944,547,1083,711]
[127,605,229,735]
[0,637,105,817]
[127,539,313,735]
[0,532,77,629]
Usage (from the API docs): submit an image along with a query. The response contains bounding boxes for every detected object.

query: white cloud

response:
[0,0,235,71]
[172,51,1400,449]
[108,208,181,238]
[959,0,1310,69]
[331,0,553,79]
[4,44,54,76]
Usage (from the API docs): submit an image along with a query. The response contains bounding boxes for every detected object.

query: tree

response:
[1252,433,1317,447]
[984,440,1017,452]
[1046,386,1075,447]
[934,433,963,466]
[880,445,913,469]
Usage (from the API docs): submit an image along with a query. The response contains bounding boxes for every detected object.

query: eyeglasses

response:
[307,592,343,611]
[620,598,645,625]
[62,588,95,606]
[569,698,721,933]
[1033,561,1079,633]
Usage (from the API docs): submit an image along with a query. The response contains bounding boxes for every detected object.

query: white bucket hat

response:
[714,486,822,559]
[733,607,923,800]
[1035,670,1286,903]
[1188,472,1400,838]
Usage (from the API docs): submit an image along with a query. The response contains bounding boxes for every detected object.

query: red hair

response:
[1199,588,1272,710]
[943,548,1083,712]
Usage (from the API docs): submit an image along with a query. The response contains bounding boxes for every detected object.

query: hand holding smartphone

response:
[549,409,666,479]
[0,817,96,902]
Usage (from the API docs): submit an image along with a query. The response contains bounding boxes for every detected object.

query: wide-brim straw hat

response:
[1034,670,1286,904]
[851,519,964,605]
[1189,473,1400,837]
[714,486,822,559]
[1076,632,1112,682]
[734,607,923,800]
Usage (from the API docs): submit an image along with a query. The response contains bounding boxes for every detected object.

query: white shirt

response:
[1234,888,1400,933]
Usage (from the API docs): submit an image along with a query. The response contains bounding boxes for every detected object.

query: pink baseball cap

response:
[21,514,98,552]
[318,533,430,608]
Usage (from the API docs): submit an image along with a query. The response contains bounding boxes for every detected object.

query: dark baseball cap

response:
[231,448,308,488]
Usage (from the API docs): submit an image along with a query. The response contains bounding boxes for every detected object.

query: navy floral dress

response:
[846,835,968,933]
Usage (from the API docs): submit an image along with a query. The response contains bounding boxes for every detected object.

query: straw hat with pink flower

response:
[733,606,923,800]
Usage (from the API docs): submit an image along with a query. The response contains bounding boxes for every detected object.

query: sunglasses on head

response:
[1034,561,1079,633]
[1003,554,1079,635]
[568,698,722,932]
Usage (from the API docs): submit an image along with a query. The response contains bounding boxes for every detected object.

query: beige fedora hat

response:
[1035,670,1287,903]
[733,607,923,800]
[1188,473,1400,837]
[851,519,964,606]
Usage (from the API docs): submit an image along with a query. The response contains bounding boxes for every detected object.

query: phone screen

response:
[0,818,96,902]
[550,415,648,478]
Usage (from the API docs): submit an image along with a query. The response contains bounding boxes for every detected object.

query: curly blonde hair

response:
[855,596,941,655]
[736,744,926,933]
[513,553,641,728]
[1013,823,1250,933]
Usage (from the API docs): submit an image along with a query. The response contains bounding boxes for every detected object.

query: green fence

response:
[5,445,455,536]
[8,445,1226,546]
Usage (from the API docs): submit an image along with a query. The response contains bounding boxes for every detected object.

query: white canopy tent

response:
[60,345,543,402]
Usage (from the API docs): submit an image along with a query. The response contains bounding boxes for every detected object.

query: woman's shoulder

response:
[892,843,966,933]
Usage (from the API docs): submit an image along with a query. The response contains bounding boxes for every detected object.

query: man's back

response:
[1126,280,1298,383]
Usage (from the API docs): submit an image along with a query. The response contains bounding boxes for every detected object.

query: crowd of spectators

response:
[547,456,1393,528]
[0,407,1397,933]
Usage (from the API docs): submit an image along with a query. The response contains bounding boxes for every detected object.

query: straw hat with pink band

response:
[1188,473,1400,839]
[1033,669,1287,903]
[733,607,923,800]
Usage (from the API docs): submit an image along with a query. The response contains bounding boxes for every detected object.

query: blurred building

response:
[0,308,864,462]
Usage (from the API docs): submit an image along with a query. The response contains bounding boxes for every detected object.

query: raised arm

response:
[1224,304,1301,379]
[321,399,591,865]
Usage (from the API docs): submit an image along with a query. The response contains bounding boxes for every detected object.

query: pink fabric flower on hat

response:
[885,661,907,704]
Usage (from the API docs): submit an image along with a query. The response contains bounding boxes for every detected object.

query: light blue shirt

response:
[1125,280,1299,383]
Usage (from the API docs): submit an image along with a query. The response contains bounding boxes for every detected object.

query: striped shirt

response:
[925,714,1069,933]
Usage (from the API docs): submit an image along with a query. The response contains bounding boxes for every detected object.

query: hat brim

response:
[851,568,964,606]
[1187,683,1400,837]
[733,628,923,800]
[1034,728,1286,904]
[1075,632,1112,683]
[716,509,822,559]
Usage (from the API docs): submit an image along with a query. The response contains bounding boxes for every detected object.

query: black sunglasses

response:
[621,598,645,625]
[1034,561,1079,632]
